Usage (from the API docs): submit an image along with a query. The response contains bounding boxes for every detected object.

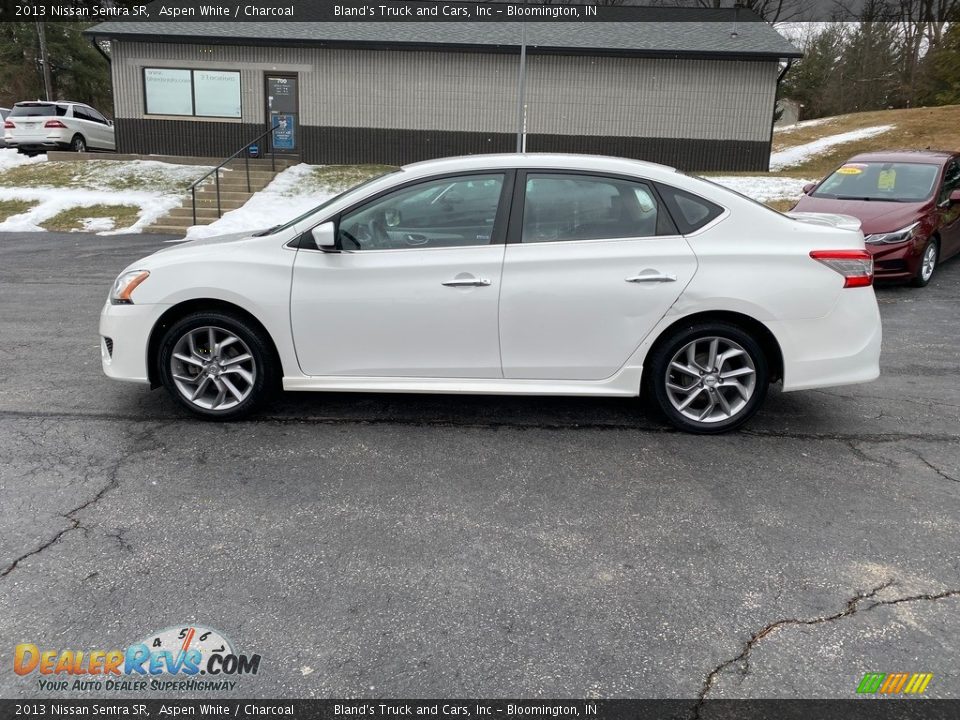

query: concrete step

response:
[191,195,252,206]
[144,224,192,235]
[167,206,235,219]
[193,188,257,197]
[196,179,272,191]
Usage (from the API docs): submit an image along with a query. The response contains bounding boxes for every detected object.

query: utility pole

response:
[515,23,527,153]
[36,21,53,101]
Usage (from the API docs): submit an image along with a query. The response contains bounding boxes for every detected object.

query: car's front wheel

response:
[158,311,275,420]
[911,239,938,287]
[646,321,769,434]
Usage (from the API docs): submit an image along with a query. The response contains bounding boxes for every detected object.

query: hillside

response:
[772,105,960,177]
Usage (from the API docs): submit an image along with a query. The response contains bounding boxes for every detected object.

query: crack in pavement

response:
[0,423,170,578]
[692,580,960,717]
[904,448,960,484]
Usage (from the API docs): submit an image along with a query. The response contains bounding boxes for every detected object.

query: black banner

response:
[1,699,959,720]
[0,0,948,23]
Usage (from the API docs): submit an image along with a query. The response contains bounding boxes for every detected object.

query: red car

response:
[792,151,960,286]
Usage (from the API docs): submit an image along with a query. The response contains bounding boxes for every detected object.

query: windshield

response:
[10,103,66,117]
[812,162,939,202]
[253,168,400,236]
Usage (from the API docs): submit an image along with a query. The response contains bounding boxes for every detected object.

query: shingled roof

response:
[87,15,801,60]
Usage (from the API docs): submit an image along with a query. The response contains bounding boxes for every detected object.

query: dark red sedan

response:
[792,151,960,286]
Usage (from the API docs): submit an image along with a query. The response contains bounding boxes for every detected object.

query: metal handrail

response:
[188,124,279,226]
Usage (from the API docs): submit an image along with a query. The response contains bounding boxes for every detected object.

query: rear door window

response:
[520,173,675,243]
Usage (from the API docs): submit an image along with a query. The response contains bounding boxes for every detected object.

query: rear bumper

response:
[99,301,170,385]
[769,287,882,392]
[6,129,71,150]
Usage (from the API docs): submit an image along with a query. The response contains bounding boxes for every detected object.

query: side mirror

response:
[951,189,960,204]
[802,183,816,195]
[310,222,337,252]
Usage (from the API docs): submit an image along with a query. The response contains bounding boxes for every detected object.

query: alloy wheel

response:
[664,336,757,424]
[169,326,257,411]
[920,243,936,282]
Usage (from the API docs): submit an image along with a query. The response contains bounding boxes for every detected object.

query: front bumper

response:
[99,301,170,384]
[867,238,926,282]
[768,287,882,392]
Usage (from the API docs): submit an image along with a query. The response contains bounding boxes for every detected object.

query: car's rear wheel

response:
[70,134,86,152]
[158,311,275,420]
[646,321,769,434]
[911,239,938,287]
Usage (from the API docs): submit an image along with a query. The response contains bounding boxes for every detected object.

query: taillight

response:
[44,119,67,128]
[810,250,874,288]
[3,120,13,129]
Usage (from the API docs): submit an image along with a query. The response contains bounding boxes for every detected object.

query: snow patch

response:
[0,148,47,171]
[0,187,182,233]
[769,125,895,170]
[185,164,334,239]
[773,117,833,134]
[705,176,814,203]
[0,158,207,234]
[80,217,116,232]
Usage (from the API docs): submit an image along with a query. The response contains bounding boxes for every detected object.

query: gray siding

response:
[110,40,778,170]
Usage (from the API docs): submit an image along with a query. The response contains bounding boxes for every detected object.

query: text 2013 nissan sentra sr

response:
[101,154,881,433]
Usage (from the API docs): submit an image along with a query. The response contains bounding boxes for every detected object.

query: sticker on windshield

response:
[877,169,896,190]
[837,164,866,175]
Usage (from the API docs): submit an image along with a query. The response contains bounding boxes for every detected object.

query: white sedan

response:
[101,154,881,433]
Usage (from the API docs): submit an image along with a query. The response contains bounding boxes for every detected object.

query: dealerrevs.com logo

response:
[14,625,261,692]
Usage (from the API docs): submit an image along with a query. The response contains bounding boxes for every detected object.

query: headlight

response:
[110,270,150,305]
[864,222,920,245]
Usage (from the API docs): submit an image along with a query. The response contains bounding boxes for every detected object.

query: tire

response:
[646,321,769,434]
[910,239,938,287]
[157,311,276,420]
[70,134,86,152]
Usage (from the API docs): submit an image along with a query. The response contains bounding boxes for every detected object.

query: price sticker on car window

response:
[837,164,865,175]
[877,169,896,190]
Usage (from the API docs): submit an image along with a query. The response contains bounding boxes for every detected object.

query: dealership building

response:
[87,14,800,171]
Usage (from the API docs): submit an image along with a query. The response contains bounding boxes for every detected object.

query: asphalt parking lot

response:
[0,231,957,702]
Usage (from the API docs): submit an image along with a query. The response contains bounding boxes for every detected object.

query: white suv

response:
[3,101,116,156]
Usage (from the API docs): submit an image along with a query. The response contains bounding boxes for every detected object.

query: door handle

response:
[442,277,491,287]
[626,272,677,283]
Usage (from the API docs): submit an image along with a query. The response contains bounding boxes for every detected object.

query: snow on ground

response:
[769,125,895,170]
[0,187,183,233]
[773,117,833,134]
[705,175,813,203]
[185,164,334,239]
[0,158,208,233]
[0,148,46,171]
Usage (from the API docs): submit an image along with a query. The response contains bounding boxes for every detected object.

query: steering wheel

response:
[339,227,362,250]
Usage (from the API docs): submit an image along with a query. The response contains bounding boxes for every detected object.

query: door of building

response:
[265,74,299,154]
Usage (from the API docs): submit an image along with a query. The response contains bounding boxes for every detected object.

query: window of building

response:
[144,68,241,118]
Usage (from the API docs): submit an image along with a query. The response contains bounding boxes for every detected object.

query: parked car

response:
[0,108,9,148]
[3,100,115,155]
[792,151,960,287]
[100,154,881,433]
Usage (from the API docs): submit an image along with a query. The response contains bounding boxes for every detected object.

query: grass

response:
[762,199,797,213]
[0,199,37,222]
[773,105,960,178]
[0,160,204,193]
[302,164,397,195]
[42,204,140,232]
